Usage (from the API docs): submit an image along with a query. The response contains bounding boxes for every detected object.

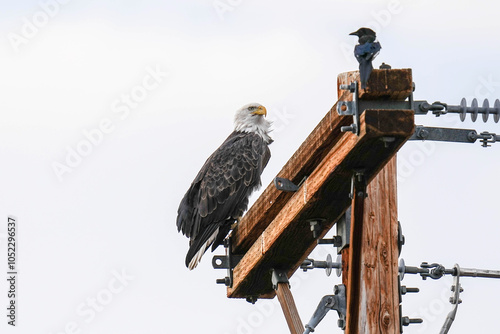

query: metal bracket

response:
[335,207,351,254]
[397,221,405,256]
[317,209,351,250]
[271,269,289,290]
[350,169,367,199]
[338,81,360,135]
[410,125,500,147]
[303,284,347,334]
[440,264,463,334]
[410,125,477,143]
[274,177,299,192]
[212,237,243,287]
[274,176,308,192]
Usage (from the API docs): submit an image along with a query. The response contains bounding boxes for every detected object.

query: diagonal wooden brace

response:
[272,269,304,334]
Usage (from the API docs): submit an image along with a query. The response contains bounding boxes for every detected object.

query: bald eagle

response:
[176,103,272,270]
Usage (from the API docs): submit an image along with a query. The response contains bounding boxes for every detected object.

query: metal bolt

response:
[401,286,419,295]
[339,83,356,92]
[246,296,258,304]
[381,136,396,148]
[402,316,423,326]
[341,125,357,133]
[468,131,477,142]
[308,219,324,239]
[318,236,342,246]
[216,277,231,286]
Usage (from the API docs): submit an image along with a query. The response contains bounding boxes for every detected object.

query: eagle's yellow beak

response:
[251,105,267,117]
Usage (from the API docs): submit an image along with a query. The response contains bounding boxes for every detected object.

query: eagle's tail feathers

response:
[186,227,219,270]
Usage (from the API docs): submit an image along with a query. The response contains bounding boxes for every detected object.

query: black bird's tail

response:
[359,59,373,89]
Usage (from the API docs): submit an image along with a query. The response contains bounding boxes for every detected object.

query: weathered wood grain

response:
[337,69,413,101]
[232,93,353,254]
[232,69,413,255]
[275,282,304,334]
[228,109,413,298]
[226,69,413,301]
[345,157,400,334]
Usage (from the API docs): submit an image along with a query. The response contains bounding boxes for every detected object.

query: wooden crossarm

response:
[232,69,413,255]
[227,69,414,299]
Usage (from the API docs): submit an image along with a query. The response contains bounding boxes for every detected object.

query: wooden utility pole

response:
[337,70,406,334]
[223,69,414,333]
[345,157,400,333]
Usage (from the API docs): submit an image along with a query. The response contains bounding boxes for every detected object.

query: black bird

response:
[349,27,381,89]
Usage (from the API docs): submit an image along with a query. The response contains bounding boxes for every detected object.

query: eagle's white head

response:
[234,103,273,144]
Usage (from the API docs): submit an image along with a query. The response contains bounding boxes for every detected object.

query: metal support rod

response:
[457,267,500,279]
[410,125,500,147]
[303,284,347,334]
[399,259,500,280]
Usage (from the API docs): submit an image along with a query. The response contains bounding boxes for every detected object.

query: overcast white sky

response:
[1,1,500,333]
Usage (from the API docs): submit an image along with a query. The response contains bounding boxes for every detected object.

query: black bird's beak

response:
[349,31,358,36]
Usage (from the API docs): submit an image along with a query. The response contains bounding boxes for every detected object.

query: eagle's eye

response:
[248,106,256,112]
